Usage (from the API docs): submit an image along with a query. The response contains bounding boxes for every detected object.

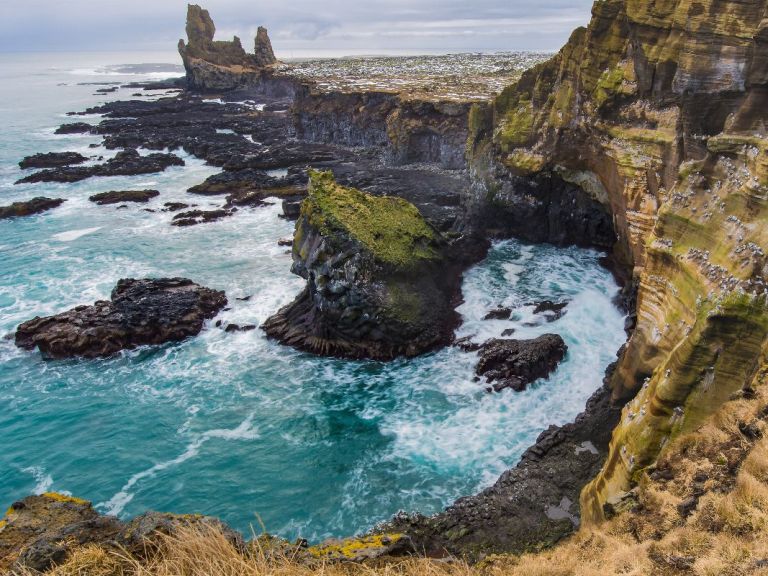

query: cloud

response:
[0,0,594,54]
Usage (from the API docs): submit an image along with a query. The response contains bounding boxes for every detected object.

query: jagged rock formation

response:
[463,0,768,534]
[262,170,470,360]
[178,4,278,91]
[476,335,568,393]
[15,278,226,358]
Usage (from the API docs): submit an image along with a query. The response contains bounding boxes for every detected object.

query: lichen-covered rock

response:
[178,4,278,91]
[0,197,65,219]
[307,534,414,562]
[0,493,122,573]
[15,278,226,358]
[476,335,568,392]
[263,170,464,360]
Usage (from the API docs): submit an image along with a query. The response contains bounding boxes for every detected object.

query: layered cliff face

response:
[262,171,469,360]
[472,0,768,524]
[178,4,278,91]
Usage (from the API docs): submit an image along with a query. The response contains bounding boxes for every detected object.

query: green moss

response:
[593,65,626,108]
[502,150,547,174]
[302,170,440,269]
[498,98,534,151]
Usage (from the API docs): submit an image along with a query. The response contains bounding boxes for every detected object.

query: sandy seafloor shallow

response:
[0,52,626,542]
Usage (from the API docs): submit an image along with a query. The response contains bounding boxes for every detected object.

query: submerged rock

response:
[15,278,226,358]
[89,189,160,205]
[16,149,184,184]
[263,170,463,360]
[476,335,567,392]
[18,152,87,169]
[0,197,65,219]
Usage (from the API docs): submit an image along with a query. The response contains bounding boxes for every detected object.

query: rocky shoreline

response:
[10,0,766,569]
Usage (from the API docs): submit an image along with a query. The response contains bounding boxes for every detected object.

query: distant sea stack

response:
[178,4,278,91]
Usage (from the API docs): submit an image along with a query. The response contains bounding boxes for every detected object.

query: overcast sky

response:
[0,0,594,57]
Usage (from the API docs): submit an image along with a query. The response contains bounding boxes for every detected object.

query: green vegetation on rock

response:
[302,170,440,268]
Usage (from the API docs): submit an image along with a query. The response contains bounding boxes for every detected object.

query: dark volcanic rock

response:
[55,122,94,135]
[89,189,160,205]
[15,278,226,358]
[163,202,192,212]
[171,208,232,226]
[387,358,627,560]
[262,171,470,360]
[0,197,65,219]
[16,149,184,184]
[281,198,303,220]
[19,152,88,169]
[476,335,567,392]
[483,307,512,320]
[533,300,569,315]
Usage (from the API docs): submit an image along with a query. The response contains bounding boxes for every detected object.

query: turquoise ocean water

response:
[0,52,626,542]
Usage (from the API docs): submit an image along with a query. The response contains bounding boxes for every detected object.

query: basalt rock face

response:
[462,0,768,534]
[295,86,473,170]
[178,4,279,91]
[15,278,226,358]
[262,171,470,360]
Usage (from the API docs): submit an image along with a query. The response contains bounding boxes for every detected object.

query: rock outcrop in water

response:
[15,278,226,358]
[18,152,87,169]
[0,197,65,219]
[178,4,278,91]
[262,170,465,360]
[89,189,160,205]
[16,149,184,184]
[476,335,568,393]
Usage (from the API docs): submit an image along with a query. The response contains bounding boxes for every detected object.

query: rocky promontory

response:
[15,278,226,358]
[262,170,469,360]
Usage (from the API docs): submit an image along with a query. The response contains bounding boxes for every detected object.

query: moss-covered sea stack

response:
[263,170,460,360]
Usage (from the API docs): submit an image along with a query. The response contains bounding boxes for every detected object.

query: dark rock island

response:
[15,278,226,358]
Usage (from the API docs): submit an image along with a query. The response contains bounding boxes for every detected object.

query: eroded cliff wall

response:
[474,0,768,523]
